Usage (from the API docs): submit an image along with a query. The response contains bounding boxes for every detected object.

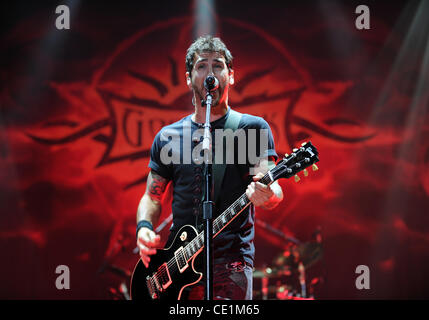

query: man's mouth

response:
[195,86,222,106]
[203,87,219,95]
[206,89,221,105]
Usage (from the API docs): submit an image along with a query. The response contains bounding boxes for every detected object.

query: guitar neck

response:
[183,172,274,261]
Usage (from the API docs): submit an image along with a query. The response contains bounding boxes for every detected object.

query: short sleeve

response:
[257,117,278,162]
[148,131,173,180]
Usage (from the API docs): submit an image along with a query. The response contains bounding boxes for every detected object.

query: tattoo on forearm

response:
[147,172,168,201]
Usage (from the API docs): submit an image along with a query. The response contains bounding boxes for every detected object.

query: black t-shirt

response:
[149,107,277,266]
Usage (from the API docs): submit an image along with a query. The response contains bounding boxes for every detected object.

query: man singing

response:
[135,35,284,300]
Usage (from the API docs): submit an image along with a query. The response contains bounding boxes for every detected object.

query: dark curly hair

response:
[185,35,233,74]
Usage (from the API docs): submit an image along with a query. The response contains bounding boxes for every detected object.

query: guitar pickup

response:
[146,275,159,299]
[158,263,172,290]
[174,247,189,273]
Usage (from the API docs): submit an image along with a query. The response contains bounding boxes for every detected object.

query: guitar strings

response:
[156,193,253,282]
[156,176,268,278]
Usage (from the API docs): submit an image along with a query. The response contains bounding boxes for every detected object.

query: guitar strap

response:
[197,109,242,230]
[212,108,242,204]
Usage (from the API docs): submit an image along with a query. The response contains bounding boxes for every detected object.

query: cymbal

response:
[253,267,292,278]
[274,241,323,269]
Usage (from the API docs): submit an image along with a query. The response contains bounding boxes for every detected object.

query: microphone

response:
[204,75,219,92]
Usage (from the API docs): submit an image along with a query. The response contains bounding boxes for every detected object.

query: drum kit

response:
[252,221,324,300]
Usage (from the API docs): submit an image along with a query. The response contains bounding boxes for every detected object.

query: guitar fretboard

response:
[182,173,273,261]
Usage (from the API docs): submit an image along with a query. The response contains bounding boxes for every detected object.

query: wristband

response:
[136,220,154,239]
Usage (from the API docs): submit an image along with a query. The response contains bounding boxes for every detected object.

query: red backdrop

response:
[1,0,428,299]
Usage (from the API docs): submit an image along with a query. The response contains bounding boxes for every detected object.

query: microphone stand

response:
[202,90,214,300]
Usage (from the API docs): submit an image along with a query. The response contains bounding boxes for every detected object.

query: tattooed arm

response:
[136,170,169,223]
[136,170,170,267]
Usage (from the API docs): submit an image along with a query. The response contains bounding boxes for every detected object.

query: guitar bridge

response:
[146,276,159,300]
[146,262,173,299]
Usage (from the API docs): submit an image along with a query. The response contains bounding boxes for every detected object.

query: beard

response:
[193,84,223,107]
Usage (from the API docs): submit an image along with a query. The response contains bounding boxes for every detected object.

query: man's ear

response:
[229,70,235,85]
[185,72,192,89]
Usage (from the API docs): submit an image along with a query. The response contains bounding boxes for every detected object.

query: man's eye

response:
[197,64,205,69]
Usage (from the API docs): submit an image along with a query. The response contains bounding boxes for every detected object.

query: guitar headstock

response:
[270,141,319,182]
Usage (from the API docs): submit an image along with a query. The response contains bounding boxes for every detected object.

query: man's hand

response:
[137,227,161,268]
[246,172,283,210]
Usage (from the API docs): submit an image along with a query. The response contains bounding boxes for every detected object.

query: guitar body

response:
[130,225,203,300]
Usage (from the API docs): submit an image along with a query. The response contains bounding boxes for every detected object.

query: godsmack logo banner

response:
[0,1,428,299]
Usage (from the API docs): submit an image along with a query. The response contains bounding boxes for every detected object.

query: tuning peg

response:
[301,142,307,146]
[293,148,298,152]
[284,153,289,157]
[303,169,308,177]
[294,174,300,182]
[312,164,319,171]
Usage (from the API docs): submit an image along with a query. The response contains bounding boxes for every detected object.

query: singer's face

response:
[188,51,233,108]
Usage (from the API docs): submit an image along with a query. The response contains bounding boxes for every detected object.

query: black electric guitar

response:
[130,141,319,300]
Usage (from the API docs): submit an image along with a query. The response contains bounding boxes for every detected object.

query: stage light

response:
[193,0,217,38]
[365,0,429,297]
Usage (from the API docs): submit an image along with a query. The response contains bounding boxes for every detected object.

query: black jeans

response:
[186,260,253,300]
